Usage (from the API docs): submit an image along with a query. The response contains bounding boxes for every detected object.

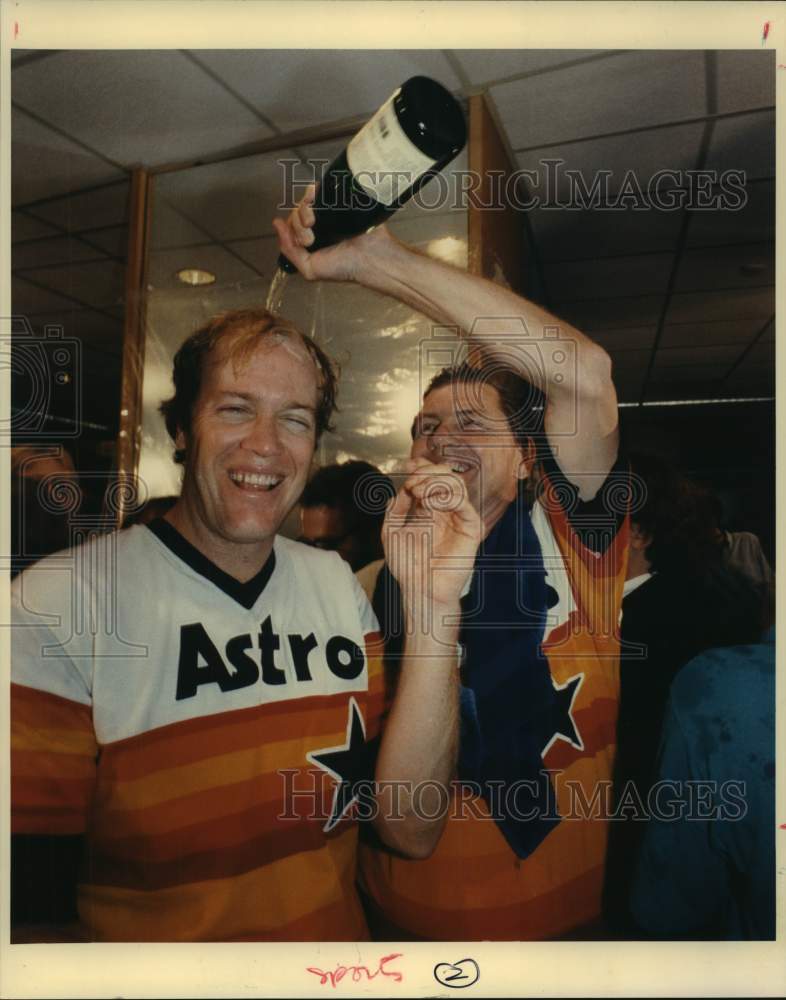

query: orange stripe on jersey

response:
[80,828,364,941]
[96,720,358,815]
[100,693,359,779]
[91,796,320,866]
[11,684,97,834]
[12,775,96,834]
[12,747,96,781]
[12,722,96,757]
[90,764,336,840]
[12,683,95,745]
[367,861,604,941]
[87,812,334,891]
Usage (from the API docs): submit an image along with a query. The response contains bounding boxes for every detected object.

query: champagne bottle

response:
[278,76,466,272]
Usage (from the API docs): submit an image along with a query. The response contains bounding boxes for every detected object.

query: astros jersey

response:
[360,462,628,940]
[11,520,384,941]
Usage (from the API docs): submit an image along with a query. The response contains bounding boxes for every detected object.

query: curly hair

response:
[159,309,338,464]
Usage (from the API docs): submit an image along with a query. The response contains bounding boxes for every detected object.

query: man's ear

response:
[516,438,537,481]
[175,428,187,453]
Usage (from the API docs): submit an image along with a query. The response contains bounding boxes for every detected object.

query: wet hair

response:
[159,308,338,464]
[419,360,545,459]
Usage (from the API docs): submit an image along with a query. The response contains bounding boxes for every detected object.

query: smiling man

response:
[275,187,630,940]
[10,309,477,942]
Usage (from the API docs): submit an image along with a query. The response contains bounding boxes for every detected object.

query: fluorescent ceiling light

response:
[617,397,774,408]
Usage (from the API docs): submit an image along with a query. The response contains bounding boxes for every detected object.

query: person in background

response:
[10,445,82,578]
[704,492,774,591]
[299,461,393,601]
[604,452,771,934]
[630,626,775,940]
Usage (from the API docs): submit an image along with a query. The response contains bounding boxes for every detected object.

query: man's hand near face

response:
[371,460,482,859]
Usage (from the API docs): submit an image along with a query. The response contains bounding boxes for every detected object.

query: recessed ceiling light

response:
[176,268,216,286]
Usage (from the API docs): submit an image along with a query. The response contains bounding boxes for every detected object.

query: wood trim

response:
[115,168,151,525]
[467,93,526,291]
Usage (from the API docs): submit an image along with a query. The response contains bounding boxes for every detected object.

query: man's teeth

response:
[229,471,283,490]
[450,462,471,474]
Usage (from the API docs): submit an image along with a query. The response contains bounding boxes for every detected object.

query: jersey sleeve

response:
[11,570,98,836]
[537,442,629,553]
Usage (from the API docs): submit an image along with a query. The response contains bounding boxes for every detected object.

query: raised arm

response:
[274,189,619,500]
[370,459,482,858]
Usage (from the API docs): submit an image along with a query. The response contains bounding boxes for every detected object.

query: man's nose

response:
[242,414,282,455]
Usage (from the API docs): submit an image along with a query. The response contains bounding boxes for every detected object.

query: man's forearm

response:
[373,603,460,858]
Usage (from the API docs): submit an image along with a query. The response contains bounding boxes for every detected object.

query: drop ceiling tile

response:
[12,211,61,242]
[667,287,774,324]
[686,179,774,246]
[13,236,109,271]
[545,253,672,302]
[26,310,124,355]
[721,364,774,395]
[528,201,683,262]
[654,344,742,367]
[224,237,281,281]
[643,379,720,402]
[608,347,651,370]
[12,106,125,206]
[738,340,775,366]
[650,362,734,381]
[80,225,129,258]
[493,50,706,150]
[12,274,80,314]
[154,150,298,243]
[554,295,663,332]
[13,50,274,168]
[591,327,657,352]
[716,51,775,114]
[610,372,646,403]
[147,243,262,292]
[674,242,774,292]
[515,122,704,201]
[31,181,131,231]
[192,50,461,134]
[451,50,605,87]
[703,109,775,181]
[659,318,765,348]
[149,193,214,250]
[29,260,126,310]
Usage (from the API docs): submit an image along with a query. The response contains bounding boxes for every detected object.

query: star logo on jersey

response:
[307,697,368,833]
[542,672,585,756]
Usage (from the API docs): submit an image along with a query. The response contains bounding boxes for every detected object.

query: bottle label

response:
[347,91,438,206]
